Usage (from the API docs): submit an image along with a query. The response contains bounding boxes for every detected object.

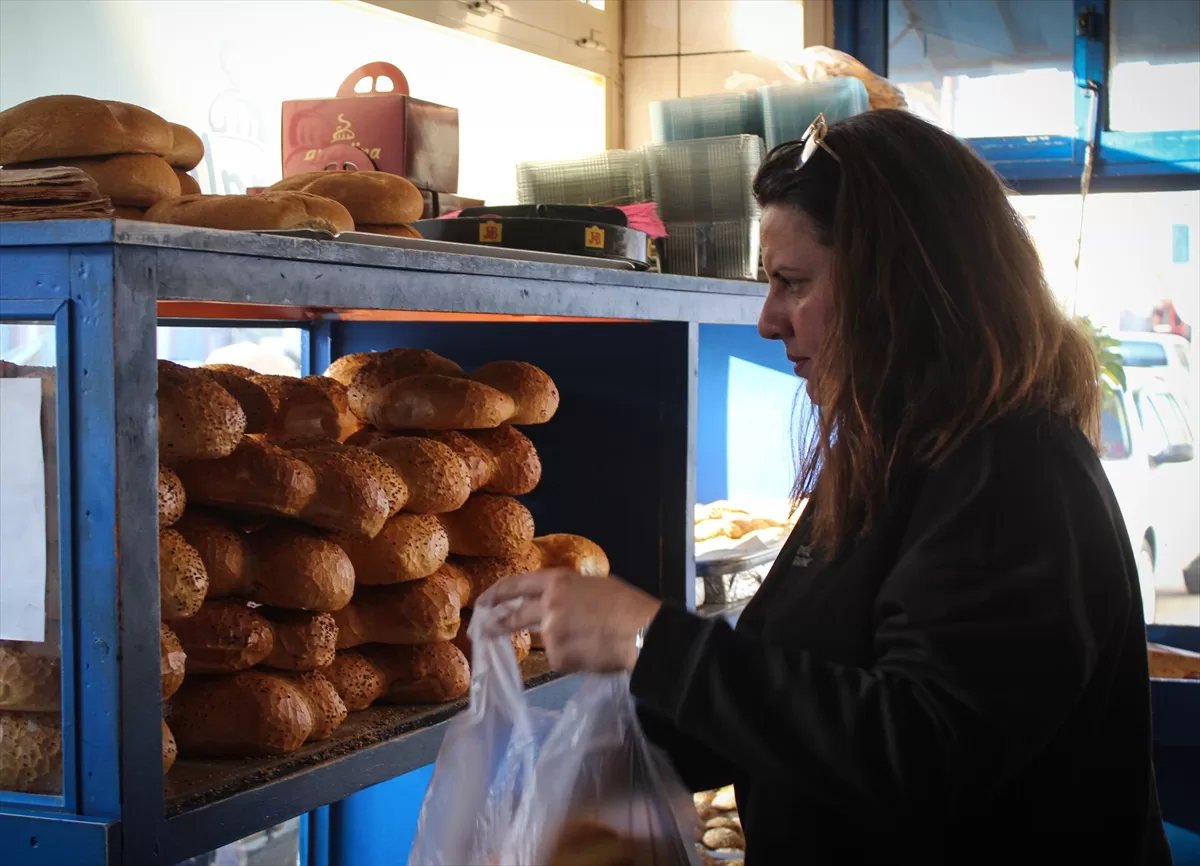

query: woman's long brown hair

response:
[754,110,1100,556]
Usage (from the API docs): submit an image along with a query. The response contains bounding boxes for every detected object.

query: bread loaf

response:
[175,511,355,611]
[547,820,649,866]
[162,718,177,773]
[9,153,180,207]
[168,600,275,674]
[161,623,186,700]
[176,437,317,519]
[368,437,471,514]
[261,608,338,671]
[535,534,610,577]
[278,439,408,517]
[197,365,275,434]
[167,122,203,171]
[172,509,248,598]
[297,447,390,537]
[367,643,471,705]
[414,431,492,490]
[465,425,542,495]
[332,572,464,648]
[160,529,209,619]
[453,544,543,607]
[343,427,394,449]
[328,348,463,418]
[0,95,171,164]
[1148,643,1200,680]
[268,170,424,225]
[113,206,146,220]
[0,711,62,794]
[251,374,358,443]
[0,642,60,712]
[280,671,347,740]
[158,360,246,462]
[470,361,559,425]
[452,608,531,665]
[158,465,186,527]
[440,494,535,558]
[336,512,448,586]
[145,192,354,234]
[169,670,314,757]
[248,526,355,612]
[323,651,387,711]
[176,169,201,196]
[366,374,515,431]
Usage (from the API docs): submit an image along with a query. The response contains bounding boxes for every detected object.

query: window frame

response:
[835,0,1200,193]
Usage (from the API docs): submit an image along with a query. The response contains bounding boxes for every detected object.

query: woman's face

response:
[757,204,835,402]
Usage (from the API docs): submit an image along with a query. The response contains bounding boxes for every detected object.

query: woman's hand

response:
[480,569,662,674]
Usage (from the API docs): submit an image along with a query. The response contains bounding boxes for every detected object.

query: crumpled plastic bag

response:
[792,45,908,111]
[409,599,700,866]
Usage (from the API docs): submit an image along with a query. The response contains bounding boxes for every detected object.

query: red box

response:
[281,63,460,194]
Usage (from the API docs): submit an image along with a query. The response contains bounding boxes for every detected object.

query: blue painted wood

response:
[0,811,118,865]
[0,220,115,247]
[330,767,433,866]
[302,807,330,866]
[67,248,122,819]
[51,300,77,815]
[309,321,334,377]
[0,248,72,300]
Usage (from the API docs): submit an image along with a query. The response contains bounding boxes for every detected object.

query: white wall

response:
[622,0,831,148]
[0,0,607,205]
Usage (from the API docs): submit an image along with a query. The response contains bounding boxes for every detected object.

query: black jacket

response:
[631,412,1171,864]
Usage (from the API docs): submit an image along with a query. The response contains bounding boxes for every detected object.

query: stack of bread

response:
[0,94,363,233]
[0,361,64,794]
[267,170,425,238]
[694,786,745,865]
[153,351,607,762]
[0,95,205,220]
[318,348,609,710]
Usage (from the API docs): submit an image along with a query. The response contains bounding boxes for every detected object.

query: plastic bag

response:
[409,600,700,866]
[793,45,909,111]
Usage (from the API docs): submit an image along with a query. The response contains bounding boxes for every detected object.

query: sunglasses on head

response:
[796,113,840,168]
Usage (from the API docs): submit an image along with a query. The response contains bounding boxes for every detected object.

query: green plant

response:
[1079,317,1127,395]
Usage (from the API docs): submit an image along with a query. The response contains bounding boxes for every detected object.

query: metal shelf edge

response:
[157,673,579,866]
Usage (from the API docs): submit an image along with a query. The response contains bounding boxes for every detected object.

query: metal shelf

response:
[0,218,763,865]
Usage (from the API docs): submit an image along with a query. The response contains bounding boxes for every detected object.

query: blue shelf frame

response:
[0,219,765,865]
[834,0,1200,192]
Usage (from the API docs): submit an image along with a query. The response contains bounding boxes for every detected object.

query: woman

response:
[484,110,1170,864]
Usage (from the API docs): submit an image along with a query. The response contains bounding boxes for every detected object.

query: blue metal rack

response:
[0,219,767,865]
[834,0,1200,192]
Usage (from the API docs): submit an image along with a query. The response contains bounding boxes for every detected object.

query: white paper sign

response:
[0,377,47,642]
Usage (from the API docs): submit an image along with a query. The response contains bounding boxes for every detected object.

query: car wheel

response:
[1137,542,1157,623]
[1185,557,1200,595]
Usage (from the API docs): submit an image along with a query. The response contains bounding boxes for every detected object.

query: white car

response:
[1100,381,1199,621]
[1113,332,1194,410]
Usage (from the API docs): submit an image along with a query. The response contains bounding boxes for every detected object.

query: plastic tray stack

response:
[761,77,870,150]
[650,91,764,144]
[516,150,648,206]
[647,135,765,280]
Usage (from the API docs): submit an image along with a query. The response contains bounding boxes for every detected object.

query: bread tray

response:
[695,542,783,578]
[254,229,637,270]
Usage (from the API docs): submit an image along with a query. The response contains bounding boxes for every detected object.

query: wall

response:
[0,0,608,205]
[622,0,833,147]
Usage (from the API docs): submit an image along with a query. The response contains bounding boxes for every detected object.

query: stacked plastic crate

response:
[516,150,649,208]
[513,77,869,281]
[648,78,869,280]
